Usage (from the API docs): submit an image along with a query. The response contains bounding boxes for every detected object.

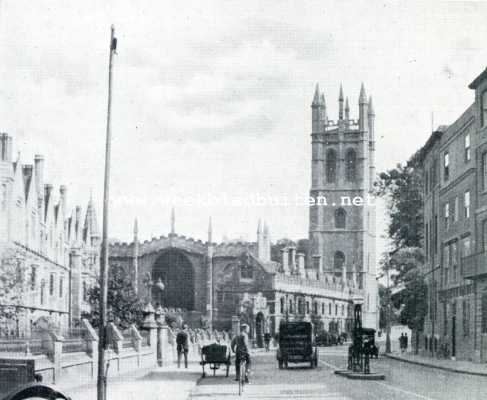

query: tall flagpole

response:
[97,24,117,400]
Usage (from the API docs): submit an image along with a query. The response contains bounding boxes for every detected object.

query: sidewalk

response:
[58,362,202,400]
[385,352,487,376]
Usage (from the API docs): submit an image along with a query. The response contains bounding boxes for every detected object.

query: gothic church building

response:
[109,84,379,344]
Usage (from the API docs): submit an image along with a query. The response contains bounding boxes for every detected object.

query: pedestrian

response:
[264,331,271,352]
[404,333,408,353]
[399,333,405,353]
[176,324,190,368]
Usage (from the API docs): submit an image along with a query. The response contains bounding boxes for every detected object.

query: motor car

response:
[277,321,318,369]
[361,328,379,359]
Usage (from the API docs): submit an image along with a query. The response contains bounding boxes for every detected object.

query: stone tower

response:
[309,83,378,329]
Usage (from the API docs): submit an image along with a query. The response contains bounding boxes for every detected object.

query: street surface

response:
[190,346,487,400]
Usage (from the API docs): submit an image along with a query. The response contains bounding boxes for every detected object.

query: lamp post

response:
[385,263,392,354]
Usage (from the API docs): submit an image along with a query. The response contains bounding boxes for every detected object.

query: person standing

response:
[404,333,408,353]
[399,333,404,353]
[231,324,251,383]
[264,331,271,352]
[176,324,190,368]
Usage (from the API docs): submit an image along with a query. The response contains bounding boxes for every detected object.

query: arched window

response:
[326,149,337,183]
[345,149,357,182]
[241,263,253,279]
[334,251,345,269]
[335,208,346,229]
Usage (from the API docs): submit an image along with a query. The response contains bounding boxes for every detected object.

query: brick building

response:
[420,67,487,362]
[109,84,379,346]
[0,134,99,337]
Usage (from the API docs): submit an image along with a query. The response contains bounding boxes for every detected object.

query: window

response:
[298,299,303,314]
[322,303,325,315]
[482,90,487,127]
[313,302,318,314]
[59,276,64,297]
[425,170,429,194]
[49,273,54,296]
[345,149,356,182]
[483,152,487,191]
[82,281,87,302]
[341,304,345,316]
[465,133,471,162]
[464,191,470,219]
[30,266,36,290]
[452,241,458,282]
[444,203,449,229]
[289,299,294,314]
[463,299,470,336]
[334,251,345,275]
[444,151,449,181]
[280,298,285,314]
[335,304,338,316]
[335,208,346,229]
[40,280,45,305]
[326,149,337,183]
[241,263,253,279]
[329,303,332,315]
[453,197,458,222]
[462,236,471,276]
[306,301,310,314]
[443,245,450,285]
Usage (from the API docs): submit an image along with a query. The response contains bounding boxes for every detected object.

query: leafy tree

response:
[375,151,423,249]
[83,264,144,330]
[0,248,27,331]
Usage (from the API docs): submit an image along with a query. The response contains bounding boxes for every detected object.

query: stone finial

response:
[312,83,320,106]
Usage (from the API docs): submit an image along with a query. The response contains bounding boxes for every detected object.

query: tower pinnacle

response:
[359,83,367,104]
[338,84,344,120]
[170,207,175,235]
[134,218,138,236]
[208,216,213,244]
[368,96,375,115]
[312,83,320,106]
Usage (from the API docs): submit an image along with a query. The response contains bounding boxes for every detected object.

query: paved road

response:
[190,346,486,400]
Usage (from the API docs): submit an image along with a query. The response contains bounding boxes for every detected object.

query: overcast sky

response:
[1,1,487,253]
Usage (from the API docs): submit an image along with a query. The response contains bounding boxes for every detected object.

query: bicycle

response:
[238,357,248,396]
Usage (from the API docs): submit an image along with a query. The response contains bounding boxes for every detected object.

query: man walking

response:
[176,324,190,368]
[404,333,408,353]
[264,331,271,352]
[231,324,251,384]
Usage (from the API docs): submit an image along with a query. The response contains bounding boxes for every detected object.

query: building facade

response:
[420,67,487,362]
[0,133,99,337]
[109,84,379,346]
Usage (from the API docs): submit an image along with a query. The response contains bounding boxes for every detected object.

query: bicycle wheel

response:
[238,360,245,395]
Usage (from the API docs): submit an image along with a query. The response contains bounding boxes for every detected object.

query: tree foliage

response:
[375,151,423,249]
[0,248,27,325]
[376,150,427,335]
[83,264,144,330]
[270,238,309,263]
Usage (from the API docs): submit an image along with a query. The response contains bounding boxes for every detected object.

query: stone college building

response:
[109,84,379,346]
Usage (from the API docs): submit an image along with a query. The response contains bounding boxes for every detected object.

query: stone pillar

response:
[82,319,99,378]
[281,248,289,275]
[231,316,240,336]
[108,323,124,354]
[142,303,158,365]
[70,249,83,325]
[48,331,63,384]
[312,255,321,280]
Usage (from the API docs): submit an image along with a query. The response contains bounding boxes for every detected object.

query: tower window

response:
[326,149,337,183]
[345,149,357,182]
[335,208,346,229]
[334,251,345,275]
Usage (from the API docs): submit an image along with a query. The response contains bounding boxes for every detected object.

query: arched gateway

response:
[152,249,195,310]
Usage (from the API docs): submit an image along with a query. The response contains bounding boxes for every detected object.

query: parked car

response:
[277,321,318,369]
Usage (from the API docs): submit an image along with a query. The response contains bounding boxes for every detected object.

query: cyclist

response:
[231,323,251,384]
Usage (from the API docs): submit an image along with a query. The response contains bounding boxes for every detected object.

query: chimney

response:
[34,155,45,217]
[289,246,296,274]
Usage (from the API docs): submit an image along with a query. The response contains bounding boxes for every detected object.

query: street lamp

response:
[385,263,392,354]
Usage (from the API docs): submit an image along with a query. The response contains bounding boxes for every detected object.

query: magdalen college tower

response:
[309,84,378,328]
